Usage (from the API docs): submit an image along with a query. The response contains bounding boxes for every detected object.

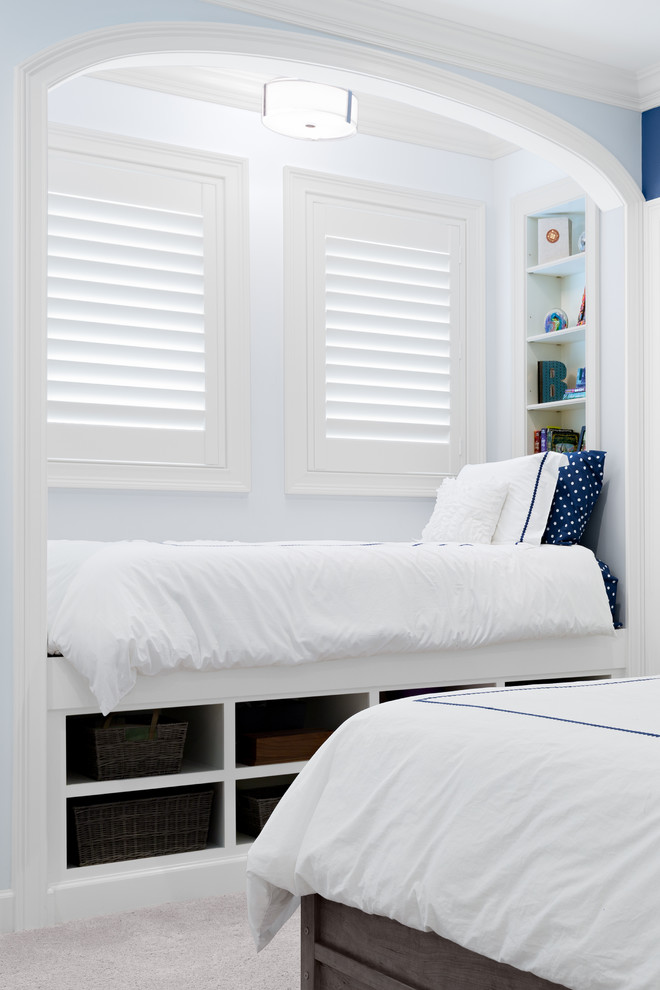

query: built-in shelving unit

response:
[512,178,600,455]
[45,636,625,923]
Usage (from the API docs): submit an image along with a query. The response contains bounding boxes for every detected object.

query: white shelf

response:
[66,762,223,797]
[527,253,585,277]
[527,398,586,411]
[527,325,586,345]
[235,760,308,778]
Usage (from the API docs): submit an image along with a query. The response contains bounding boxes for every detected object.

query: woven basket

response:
[69,710,188,781]
[69,787,214,867]
[237,784,289,837]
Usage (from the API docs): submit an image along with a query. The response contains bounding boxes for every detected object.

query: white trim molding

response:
[642,199,660,676]
[200,0,655,111]
[0,890,14,933]
[14,21,644,930]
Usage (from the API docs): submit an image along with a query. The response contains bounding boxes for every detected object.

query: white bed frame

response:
[46,630,626,925]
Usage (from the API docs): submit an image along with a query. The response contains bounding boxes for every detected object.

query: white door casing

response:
[13,22,645,929]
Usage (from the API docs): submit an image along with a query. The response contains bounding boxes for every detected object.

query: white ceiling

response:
[383,0,660,74]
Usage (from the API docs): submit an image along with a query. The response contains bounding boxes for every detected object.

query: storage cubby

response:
[66,704,224,784]
[380,683,496,703]
[504,674,609,687]
[235,692,369,767]
[235,773,298,844]
[66,782,218,868]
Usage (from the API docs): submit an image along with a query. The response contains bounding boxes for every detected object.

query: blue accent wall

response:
[643,107,660,200]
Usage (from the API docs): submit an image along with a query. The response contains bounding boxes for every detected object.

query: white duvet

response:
[48,539,613,714]
[246,677,660,990]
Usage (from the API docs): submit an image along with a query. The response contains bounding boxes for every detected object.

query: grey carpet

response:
[0,893,299,990]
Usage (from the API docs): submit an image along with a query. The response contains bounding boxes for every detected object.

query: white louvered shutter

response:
[312,203,463,479]
[47,153,215,469]
[46,136,250,491]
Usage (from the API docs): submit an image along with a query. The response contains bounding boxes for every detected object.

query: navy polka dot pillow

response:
[542,450,606,545]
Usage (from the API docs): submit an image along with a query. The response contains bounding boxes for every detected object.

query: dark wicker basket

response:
[237,784,289,837]
[68,711,188,781]
[69,787,214,867]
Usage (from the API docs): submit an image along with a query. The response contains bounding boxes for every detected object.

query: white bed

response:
[47,450,618,715]
[246,676,660,990]
[44,450,626,923]
[48,538,614,715]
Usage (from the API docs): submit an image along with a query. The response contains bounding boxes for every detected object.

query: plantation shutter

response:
[312,202,462,479]
[47,153,215,469]
[47,133,250,491]
[324,232,453,446]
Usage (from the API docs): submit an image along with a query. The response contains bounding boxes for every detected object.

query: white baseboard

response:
[47,854,248,926]
[0,889,15,932]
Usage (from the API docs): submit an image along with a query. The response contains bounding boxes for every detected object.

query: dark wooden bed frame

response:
[301,895,569,990]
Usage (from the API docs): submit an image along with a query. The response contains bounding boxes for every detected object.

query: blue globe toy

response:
[544,309,568,334]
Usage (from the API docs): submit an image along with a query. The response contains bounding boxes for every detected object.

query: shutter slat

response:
[48,359,204,393]
[325,420,450,444]
[325,229,453,446]
[326,382,450,409]
[326,364,448,392]
[47,401,204,431]
[327,328,450,358]
[327,345,449,375]
[326,236,448,270]
[325,255,450,287]
[48,256,204,295]
[48,277,203,314]
[326,311,450,339]
[48,318,204,352]
[49,235,204,275]
[48,192,203,236]
[326,274,450,303]
[48,299,204,334]
[48,215,203,256]
[326,400,449,426]
[327,291,449,321]
[48,380,204,410]
[48,338,204,372]
[47,186,207,433]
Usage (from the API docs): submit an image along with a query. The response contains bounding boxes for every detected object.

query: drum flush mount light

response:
[262,79,358,140]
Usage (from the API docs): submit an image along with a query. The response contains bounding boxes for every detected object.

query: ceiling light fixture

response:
[262,79,358,140]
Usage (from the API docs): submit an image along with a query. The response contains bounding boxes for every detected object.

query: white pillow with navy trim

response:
[457,451,568,545]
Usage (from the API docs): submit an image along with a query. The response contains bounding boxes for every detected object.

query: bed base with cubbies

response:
[46,630,625,925]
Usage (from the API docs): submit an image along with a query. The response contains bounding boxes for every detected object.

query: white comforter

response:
[246,677,660,990]
[48,539,613,714]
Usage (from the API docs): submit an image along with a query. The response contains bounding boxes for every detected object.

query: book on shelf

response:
[533,428,581,453]
[563,388,586,400]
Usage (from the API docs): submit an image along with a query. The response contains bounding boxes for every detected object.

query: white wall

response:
[2,0,641,905]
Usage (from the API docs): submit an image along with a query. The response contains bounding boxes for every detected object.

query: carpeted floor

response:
[0,893,299,990]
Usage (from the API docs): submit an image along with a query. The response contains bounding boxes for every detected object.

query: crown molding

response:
[91,66,517,158]
[201,0,649,111]
[638,64,660,112]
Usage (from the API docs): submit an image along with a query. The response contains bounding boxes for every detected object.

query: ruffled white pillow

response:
[421,477,509,544]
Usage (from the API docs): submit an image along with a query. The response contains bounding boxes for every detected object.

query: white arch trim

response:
[13,21,645,929]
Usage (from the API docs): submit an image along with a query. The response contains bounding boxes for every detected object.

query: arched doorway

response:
[13,22,645,929]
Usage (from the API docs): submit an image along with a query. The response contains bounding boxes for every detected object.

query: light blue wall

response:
[0,0,642,897]
[47,74,497,543]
